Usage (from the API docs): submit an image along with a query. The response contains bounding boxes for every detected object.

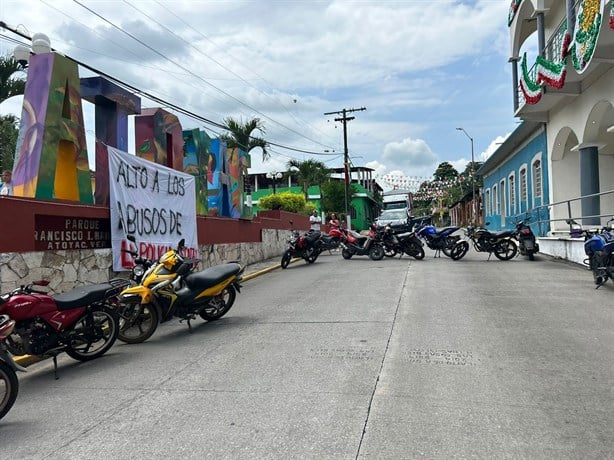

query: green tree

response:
[433,162,458,181]
[0,115,18,171]
[258,191,306,213]
[0,55,26,103]
[321,180,349,216]
[0,54,26,171]
[220,116,269,162]
[286,158,329,200]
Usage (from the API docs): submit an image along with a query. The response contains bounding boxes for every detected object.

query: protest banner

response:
[108,146,198,271]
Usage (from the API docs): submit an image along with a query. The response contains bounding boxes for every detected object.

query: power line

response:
[72,0,335,151]
[0,21,333,156]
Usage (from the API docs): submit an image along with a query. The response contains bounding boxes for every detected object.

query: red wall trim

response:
[0,196,310,252]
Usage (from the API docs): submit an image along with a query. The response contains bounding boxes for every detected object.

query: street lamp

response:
[456,127,476,224]
[266,171,282,194]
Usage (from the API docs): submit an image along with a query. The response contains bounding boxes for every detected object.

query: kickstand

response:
[52,355,59,380]
[187,319,193,333]
[487,252,493,261]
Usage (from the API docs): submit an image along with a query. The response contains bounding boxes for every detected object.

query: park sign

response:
[108,146,198,271]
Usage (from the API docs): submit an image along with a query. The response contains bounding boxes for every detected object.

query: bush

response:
[259,192,307,213]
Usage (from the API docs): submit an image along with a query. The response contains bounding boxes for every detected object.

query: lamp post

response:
[266,171,282,194]
[456,127,476,224]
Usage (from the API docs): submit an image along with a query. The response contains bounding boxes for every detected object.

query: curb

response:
[12,258,286,368]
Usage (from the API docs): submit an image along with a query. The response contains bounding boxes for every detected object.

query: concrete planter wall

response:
[0,229,289,294]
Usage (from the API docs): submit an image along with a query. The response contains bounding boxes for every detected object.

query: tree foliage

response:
[0,115,18,171]
[433,162,458,181]
[0,55,26,103]
[286,158,329,199]
[0,54,26,171]
[321,180,354,216]
[220,116,269,162]
[258,191,309,213]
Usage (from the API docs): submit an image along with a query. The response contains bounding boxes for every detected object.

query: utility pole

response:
[324,107,366,229]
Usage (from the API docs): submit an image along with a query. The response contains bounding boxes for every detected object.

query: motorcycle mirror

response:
[177,239,185,251]
[33,280,50,287]
[127,234,136,243]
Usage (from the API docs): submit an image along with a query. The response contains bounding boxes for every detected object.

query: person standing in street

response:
[0,170,13,196]
[310,209,322,231]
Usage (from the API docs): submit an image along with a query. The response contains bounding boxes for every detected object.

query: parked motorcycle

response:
[281,228,321,269]
[119,238,244,342]
[316,225,343,252]
[1,315,23,420]
[465,224,518,260]
[0,279,125,379]
[414,224,469,260]
[515,218,539,260]
[376,224,425,260]
[574,218,614,288]
[339,225,385,260]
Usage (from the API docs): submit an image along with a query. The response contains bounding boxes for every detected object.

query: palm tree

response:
[286,158,329,200]
[220,117,270,162]
[0,55,26,103]
[0,55,26,171]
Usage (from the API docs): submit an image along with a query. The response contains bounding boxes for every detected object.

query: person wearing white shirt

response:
[309,209,321,231]
[0,170,13,196]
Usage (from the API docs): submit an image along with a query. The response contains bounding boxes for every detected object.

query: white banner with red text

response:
[108,146,198,271]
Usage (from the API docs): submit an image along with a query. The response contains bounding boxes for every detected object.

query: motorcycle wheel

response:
[304,248,319,264]
[281,250,292,269]
[450,241,469,260]
[118,303,159,344]
[200,285,236,321]
[65,305,119,362]
[405,242,425,260]
[369,244,385,261]
[0,359,18,420]
[494,239,518,260]
[441,236,458,257]
[341,248,353,259]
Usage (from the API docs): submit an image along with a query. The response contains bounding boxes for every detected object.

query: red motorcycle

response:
[1,315,22,420]
[0,278,127,379]
[339,224,385,260]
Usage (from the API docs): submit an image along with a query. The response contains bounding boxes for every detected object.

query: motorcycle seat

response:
[53,283,115,311]
[185,263,243,290]
[491,230,515,238]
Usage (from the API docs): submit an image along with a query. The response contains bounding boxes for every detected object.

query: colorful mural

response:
[13,52,93,202]
[134,108,184,170]
[80,76,141,206]
[207,138,224,217]
[183,128,210,215]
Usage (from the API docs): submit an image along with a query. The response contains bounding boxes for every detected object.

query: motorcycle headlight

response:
[133,265,145,277]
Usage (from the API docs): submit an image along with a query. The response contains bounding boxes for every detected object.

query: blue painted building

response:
[477,121,550,236]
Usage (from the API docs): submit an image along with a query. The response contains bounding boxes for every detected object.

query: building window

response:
[532,160,542,199]
[520,168,527,204]
[493,185,498,214]
[485,189,490,215]
[509,174,515,214]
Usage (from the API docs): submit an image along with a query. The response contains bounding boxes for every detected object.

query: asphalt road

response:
[1,249,613,459]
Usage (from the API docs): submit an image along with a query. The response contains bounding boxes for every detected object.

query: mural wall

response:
[13,52,93,202]
[11,50,250,223]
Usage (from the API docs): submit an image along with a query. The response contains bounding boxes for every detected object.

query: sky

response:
[0,0,522,191]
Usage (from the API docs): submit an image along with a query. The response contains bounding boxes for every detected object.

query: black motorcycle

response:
[281,229,321,269]
[575,218,614,288]
[414,223,469,260]
[377,225,425,260]
[515,218,539,260]
[465,224,518,260]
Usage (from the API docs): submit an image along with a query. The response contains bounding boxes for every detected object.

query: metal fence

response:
[531,189,614,236]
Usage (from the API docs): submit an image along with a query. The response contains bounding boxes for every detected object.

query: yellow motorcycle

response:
[118,238,244,343]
